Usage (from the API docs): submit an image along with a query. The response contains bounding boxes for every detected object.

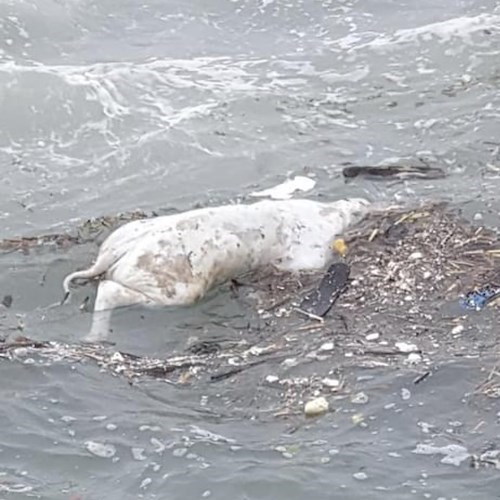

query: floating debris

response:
[473,365,500,399]
[304,397,329,417]
[405,353,422,365]
[451,324,465,335]
[412,443,470,467]
[1,295,12,308]
[319,342,334,352]
[401,388,411,400]
[84,441,116,459]
[342,164,446,181]
[471,449,500,470]
[299,262,350,317]
[331,238,348,257]
[351,392,369,405]
[1,202,499,415]
[0,336,209,381]
[322,378,341,389]
[352,471,368,481]
[0,210,152,255]
[460,285,500,311]
[249,176,316,200]
[395,342,419,354]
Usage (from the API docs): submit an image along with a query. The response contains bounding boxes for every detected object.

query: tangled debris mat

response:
[0,209,153,254]
[1,202,500,417]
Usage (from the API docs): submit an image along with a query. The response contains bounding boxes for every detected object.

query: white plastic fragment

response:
[140,478,152,490]
[110,352,125,363]
[151,437,166,454]
[85,441,116,458]
[365,333,380,341]
[266,374,279,384]
[351,392,369,405]
[353,471,368,481]
[13,347,28,357]
[249,176,316,200]
[319,342,334,352]
[451,324,464,335]
[322,378,341,389]
[395,342,419,353]
[401,388,411,400]
[406,352,422,364]
[304,397,329,417]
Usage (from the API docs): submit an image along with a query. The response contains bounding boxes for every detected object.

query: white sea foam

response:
[324,14,500,53]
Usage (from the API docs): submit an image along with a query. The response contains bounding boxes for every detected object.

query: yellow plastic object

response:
[331,238,347,257]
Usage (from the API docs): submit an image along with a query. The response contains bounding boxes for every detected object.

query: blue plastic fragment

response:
[459,285,500,311]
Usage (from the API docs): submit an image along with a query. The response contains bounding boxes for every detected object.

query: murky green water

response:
[1,0,500,498]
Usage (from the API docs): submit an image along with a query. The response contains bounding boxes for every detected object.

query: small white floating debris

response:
[351,392,369,405]
[248,344,277,356]
[405,352,422,365]
[352,414,365,426]
[304,396,329,417]
[13,347,28,358]
[85,441,116,458]
[266,374,279,384]
[140,478,152,490]
[150,437,166,454]
[319,342,334,352]
[281,357,298,367]
[451,324,464,335]
[275,444,298,459]
[395,341,419,353]
[412,443,469,467]
[353,471,368,481]
[132,447,147,461]
[190,425,236,444]
[110,352,124,363]
[409,251,423,260]
[418,421,434,434]
[61,415,77,424]
[365,332,380,341]
[322,378,341,389]
[249,345,265,356]
[401,388,411,400]
[139,425,161,432]
[249,176,316,200]
[479,450,500,469]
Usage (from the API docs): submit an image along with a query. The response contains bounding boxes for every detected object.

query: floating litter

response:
[249,176,315,200]
[459,285,500,311]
